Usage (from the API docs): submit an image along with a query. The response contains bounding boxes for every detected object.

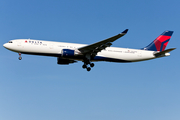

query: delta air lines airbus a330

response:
[3,29,176,71]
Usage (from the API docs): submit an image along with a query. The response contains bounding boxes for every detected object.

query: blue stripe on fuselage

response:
[93,56,131,63]
[21,52,131,63]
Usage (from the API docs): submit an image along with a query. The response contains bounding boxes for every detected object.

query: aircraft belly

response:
[94,52,132,62]
[94,50,155,62]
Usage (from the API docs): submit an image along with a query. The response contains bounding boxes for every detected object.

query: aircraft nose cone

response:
[3,43,7,48]
[3,43,10,49]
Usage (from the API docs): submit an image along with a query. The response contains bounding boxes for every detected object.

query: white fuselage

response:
[3,39,160,63]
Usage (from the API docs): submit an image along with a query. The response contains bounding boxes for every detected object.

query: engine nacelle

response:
[62,49,75,57]
[57,58,76,65]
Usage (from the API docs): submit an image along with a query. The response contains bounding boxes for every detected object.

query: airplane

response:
[3,29,176,71]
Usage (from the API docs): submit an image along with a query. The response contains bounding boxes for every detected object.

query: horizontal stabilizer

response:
[154,48,176,57]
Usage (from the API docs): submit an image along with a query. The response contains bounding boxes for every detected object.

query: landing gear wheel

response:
[18,53,22,60]
[90,63,94,67]
[18,57,22,60]
[87,67,91,71]
[82,54,94,71]
[82,64,87,69]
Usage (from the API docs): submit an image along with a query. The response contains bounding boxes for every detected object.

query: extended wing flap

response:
[78,29,128,54]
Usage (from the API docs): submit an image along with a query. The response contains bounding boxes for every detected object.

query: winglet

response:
[122,29,129,34]
[78,29,128,54]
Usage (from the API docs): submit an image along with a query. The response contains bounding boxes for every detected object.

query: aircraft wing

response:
[78,29,128,56]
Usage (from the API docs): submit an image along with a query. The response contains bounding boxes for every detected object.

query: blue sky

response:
[0,0,180,120]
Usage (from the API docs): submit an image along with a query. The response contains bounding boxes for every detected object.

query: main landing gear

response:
[82,62,95,71]
[18,53,22,60]
[82,54,95,71]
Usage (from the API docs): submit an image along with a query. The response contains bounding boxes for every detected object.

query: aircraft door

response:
[17,40,26,48]
[138,51,142,57]
[17,41,21,46]
[49,43,54,49]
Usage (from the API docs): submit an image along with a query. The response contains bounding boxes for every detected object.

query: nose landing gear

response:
[18,53,22,60]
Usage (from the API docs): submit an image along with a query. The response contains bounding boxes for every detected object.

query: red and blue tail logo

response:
[143,31,173,51]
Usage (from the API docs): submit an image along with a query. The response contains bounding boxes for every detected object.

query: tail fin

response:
[143,31,174,51]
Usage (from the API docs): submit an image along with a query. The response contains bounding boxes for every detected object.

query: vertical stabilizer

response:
[143,31,173,51]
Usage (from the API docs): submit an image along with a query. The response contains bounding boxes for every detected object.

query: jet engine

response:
[57,57,77,65]
[61,49,75,57]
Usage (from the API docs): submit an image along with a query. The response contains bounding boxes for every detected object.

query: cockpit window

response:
[8,41,13,43]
